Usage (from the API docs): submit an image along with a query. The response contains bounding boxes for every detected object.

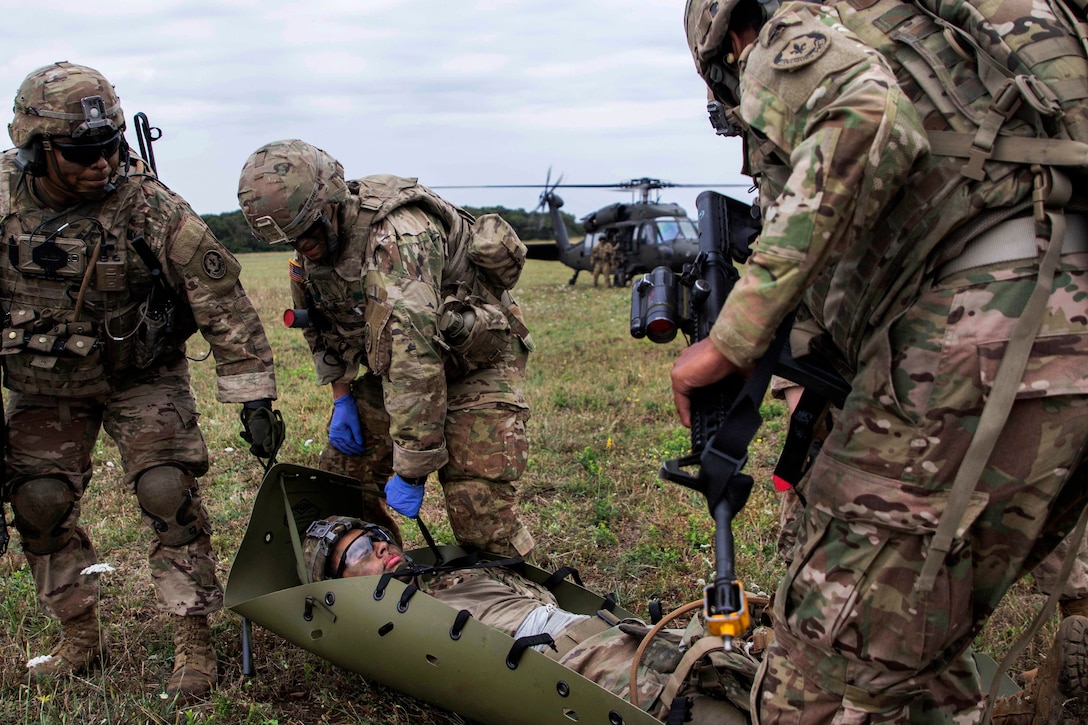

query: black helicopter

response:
[437,175,750,286]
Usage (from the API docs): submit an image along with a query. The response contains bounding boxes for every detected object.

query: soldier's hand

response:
[671,338,738,428]
[385,474,426,518]
[329,394,365,455]
[240,399,284,458]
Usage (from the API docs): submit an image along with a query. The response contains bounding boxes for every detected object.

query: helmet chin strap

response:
[321,205,341,263]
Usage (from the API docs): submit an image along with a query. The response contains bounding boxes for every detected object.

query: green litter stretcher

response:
[225,462,664,725]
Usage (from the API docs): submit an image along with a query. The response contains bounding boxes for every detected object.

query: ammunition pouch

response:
[438,294,512,365]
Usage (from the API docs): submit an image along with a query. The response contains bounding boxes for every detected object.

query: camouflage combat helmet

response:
[237,139,349,247]
[302,516,399,583]
[9,61,125,148]
[684,0,780,107]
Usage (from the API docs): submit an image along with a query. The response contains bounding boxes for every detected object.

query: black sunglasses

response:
[51,133,122,166]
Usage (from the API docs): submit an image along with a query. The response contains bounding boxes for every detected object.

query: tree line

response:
[201,205,583,255]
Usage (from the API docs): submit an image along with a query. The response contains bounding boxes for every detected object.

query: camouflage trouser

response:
[754,251,1088,723]
[5,358,219,621]
[592,260,612,287]
[321,369,534,558]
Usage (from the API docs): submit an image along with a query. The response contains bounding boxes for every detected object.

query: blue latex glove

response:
[328,394,365,455]
[386,474,425,518]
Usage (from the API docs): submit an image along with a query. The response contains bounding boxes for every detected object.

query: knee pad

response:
[9,475,77,555]
[134,464,206,547]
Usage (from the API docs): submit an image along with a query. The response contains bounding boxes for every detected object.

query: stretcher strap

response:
[506,634,556,669]
[280,480,311,586]
[450,609,472,640]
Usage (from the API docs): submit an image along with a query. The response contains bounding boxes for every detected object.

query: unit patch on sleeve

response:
[772,31,831,70]
[202,249,227,279]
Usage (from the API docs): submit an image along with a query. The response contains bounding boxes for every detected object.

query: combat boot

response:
[992,615,1088,724]
[166,614,218,701]
[28,608,106,679]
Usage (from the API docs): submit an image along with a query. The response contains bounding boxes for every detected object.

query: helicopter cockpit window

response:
[655,218,697,244]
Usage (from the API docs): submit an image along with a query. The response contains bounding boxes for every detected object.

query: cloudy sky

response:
[0,0,752,221]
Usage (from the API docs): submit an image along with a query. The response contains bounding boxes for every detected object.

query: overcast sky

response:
[0,0,752,221]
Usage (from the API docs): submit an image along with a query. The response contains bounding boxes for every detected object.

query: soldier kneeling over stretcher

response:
[303,515,765,724]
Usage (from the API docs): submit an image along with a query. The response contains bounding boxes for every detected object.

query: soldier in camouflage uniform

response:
[590,230,619,288]
[303,515,759,723]
[237,139,534,557]
[677,0,1088,721]
[1,62,280,699]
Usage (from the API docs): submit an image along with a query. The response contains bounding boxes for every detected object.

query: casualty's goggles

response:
[305,517,393,580]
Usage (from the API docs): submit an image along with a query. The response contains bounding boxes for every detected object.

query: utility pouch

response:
[438,296,511,364]
[133,302,175,369]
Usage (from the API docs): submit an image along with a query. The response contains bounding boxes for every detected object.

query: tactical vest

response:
[0,153,168,396]
[302,174,529,374]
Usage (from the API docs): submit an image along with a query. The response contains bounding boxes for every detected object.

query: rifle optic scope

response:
[283,309,312,328]
[630,266,683,344]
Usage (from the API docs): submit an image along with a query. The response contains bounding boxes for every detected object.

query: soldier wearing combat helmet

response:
[1,62,281,700]
[238,139,534,557]
[675,0,1088,721]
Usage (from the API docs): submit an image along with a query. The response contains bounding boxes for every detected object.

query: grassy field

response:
[0,252,1056,724]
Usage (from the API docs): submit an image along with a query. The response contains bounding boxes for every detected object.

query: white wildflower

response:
[26,654,53,669]
[80,563,115,575]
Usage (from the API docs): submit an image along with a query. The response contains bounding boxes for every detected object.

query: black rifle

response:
[631,190,849,646]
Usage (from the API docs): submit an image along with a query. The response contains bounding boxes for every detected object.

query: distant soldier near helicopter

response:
[590,228,621,288]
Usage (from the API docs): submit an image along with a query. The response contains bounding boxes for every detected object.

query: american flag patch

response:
[289,258,303,284]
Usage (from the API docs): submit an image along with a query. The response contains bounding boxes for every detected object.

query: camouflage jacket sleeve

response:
[365,204,450,477]
[150,183,277,403]
[710,5,929,368]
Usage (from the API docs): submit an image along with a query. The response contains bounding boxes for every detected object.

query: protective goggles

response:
[330,524,393,579]
[51,132,123,166]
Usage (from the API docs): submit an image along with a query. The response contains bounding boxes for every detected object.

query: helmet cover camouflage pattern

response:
[302,515,368,584]
[684,0,781,106]
[237,139,349,246]
[9,61,125,148]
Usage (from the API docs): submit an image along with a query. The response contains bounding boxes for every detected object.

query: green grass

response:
[0,253,1056,723]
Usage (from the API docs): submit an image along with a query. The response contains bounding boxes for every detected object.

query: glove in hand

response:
[329,394,365,455]
[240,399,282,458]
[386,474,425,518]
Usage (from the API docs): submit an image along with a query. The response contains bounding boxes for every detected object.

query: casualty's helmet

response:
[683,0,780,108]
[302,516,397,583]
[237,139,349,247]
[9,61,125,149]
